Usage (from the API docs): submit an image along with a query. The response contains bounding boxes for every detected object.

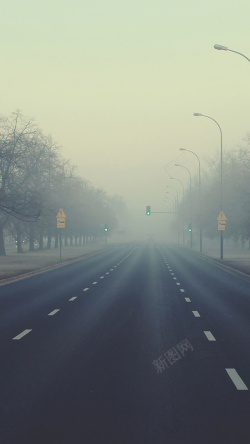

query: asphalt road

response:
[1,242,250,443]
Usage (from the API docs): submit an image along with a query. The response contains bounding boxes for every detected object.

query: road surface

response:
[1,243,250,443]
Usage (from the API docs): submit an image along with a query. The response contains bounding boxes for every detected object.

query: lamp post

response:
[193,113,223,259]
[179,148,202,253]
[169,177,185,246]
[175,163,192,248]
[214,44,250,62]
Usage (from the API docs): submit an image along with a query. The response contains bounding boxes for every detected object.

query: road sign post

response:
[217,211,227,260]
[56,209,66,259]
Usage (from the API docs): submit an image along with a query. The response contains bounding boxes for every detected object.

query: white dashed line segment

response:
[48,309,60,316]
[180,289,185,293]
[225,369,248,390]
[185,297,191,302]
[13,329,32,340]
[203,331,216,341]
[192,311,201,317]
[92,282,98,285]
[69,297,77,301]
[83,288,89,292]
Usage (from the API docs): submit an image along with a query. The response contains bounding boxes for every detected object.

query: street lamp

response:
[170,177,184,200]
[193,113,224,259]
[169,178,185,246]
[175,163,192,248]
[179,148,202,253]
[214,44,250,62]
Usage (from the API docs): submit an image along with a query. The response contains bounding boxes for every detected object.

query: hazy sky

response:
[1,0,250,236]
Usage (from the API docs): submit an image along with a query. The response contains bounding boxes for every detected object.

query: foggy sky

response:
[1,0,250,239]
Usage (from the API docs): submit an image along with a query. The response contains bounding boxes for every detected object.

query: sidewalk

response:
[201,248,250,276]
[0,244,106,280]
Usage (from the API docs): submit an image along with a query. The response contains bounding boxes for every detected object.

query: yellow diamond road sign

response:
[56,209,66,219]
[217,211,227,221]
[217,211,227,231]
[56,208,66,228]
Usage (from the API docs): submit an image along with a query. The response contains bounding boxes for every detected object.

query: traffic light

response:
[188,224,192,232]
[104,226,108,232]
[146,206,151,215]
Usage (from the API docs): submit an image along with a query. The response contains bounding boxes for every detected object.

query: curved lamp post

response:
[179,148,202,253]
[214,44,250,63]
[175,163,192,248]
[169,178,185,246]
[193,113,223,259]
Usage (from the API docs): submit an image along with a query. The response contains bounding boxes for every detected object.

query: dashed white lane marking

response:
[100,276,104,279]
[180,289,185,293]
[110,269,114,271]
[192,311,200,317]
[83,288,89,292]
[105,272,109,275]
[69,297,77,301]
[204,331,216,341]
[171,273,175,275]
[185,297,191,302]
[114,266,117,268]
[48,309,60,316]
[13,329,32,340]
[176,283,181,286]
[225,369,248,390]
[92,282,98,285]
[173,277,177,280]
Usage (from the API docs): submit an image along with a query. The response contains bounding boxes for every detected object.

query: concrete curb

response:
[180,247,250,282]
[0,249,105,287]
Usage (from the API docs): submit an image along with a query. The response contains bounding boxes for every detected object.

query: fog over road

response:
[1,243,250,443]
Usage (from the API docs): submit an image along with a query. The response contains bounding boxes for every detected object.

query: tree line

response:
[176,138,250,248]
[0,111,125,256]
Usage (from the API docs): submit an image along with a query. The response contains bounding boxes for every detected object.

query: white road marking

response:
[48,309,60,316]
[204,331,216,341]
[100,276,104,279]
[171,273,175,275]
[69,297,77,301]
[176,283,181,286]
[83,288,89,292]
[13,329,32,340]
[110,269,114,271]
[114,266,117,268]
[106,272,109,275]
[173,277,177,280]
[92,282,98,285]
[192,311,200,317]
[180,289,185,292]
[225,369,248,390]
[185,297,191,302]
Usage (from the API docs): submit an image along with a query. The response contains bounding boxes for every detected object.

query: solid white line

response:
[92,282,98,285]
[225,369,248,390]
[69,297,77,301]
[48,309,60,316]
[180,289,185,292]
[13,329,32,340]
[192,311,200,317]
[83,288,89,292]
[204,331,216,341]
[185,297,191,302]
